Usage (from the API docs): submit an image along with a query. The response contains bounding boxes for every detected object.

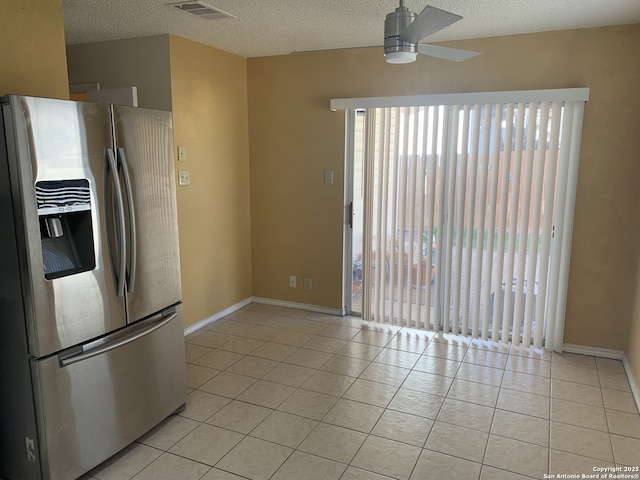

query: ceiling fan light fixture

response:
[385,50,417,64]
[382,1,479,64]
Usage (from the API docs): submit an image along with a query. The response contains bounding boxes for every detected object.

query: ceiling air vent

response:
[168,2,235,20]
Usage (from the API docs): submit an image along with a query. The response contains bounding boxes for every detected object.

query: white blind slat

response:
[534,101,562,347]
[545,104,572,347]
[396,108,410,324]
[389,107,402,323]
[452,106,471,335]
[492,103,515,342]
[471,105,492,338]
[512,103,537,344]
[442,106,457,334]
[482,104,502,339]
[433,107,449,331]
[405,107,420,326]
[522,102,550,346]
[461,104,482,336]
[552,102,585,351]
[415,107,429,326]
[502,103,526,343]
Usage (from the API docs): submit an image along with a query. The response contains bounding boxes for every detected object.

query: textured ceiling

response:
[61,0,640,58]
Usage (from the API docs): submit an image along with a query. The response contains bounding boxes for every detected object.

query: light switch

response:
[177,146,186,162]
[178,170,190,186]
[324,170,334,185]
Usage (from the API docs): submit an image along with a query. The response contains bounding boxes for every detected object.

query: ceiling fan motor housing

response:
[384,5,417,56]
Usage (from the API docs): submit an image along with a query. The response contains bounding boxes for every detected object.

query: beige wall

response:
[0,0,68,98]
[66,36,172,111]
[247,25,640,363]
[169,35,252,328]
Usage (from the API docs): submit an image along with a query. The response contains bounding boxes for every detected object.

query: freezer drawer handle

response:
[59,312,177,367]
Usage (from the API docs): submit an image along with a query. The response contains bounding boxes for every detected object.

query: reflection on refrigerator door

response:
[112,105,182,323]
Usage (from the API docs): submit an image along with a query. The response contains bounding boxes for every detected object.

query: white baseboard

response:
[561,343,624,360]
[183,296,345,337]
[562,343,639,413]
[251,297,346,317]
[622,355,640,416]
[183,297,253,336]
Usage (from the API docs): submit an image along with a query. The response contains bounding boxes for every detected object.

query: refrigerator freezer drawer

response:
[30,305,186,480]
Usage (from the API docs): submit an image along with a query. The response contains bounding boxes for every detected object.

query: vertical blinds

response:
[344,90,587,349]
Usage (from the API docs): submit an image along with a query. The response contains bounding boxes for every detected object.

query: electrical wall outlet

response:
[289,275,297,288]
[303,278,312,290]
[178,170,190,186]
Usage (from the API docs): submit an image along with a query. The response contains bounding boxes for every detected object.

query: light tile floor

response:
[83,303,640,480]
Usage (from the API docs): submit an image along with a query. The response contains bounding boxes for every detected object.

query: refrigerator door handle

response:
[117,147,137,294]
[58,311,177,367]
[105,148,127,297]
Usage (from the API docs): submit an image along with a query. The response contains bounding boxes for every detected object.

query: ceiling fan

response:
[384,0,480,64]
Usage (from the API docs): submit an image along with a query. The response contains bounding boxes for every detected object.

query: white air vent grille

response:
[168,2,235,20]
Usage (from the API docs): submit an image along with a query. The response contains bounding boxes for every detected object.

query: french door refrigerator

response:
[0,95,186,480]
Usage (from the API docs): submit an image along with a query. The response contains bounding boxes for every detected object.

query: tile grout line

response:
[598,358,619,466]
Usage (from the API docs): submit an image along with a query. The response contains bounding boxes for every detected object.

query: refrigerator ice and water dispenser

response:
[35,179,95,279]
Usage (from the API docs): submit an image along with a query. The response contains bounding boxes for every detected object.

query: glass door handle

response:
[348,202,354,228]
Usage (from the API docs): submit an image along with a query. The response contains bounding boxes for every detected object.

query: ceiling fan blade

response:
[417,44,480,62]
[399,5,462,44]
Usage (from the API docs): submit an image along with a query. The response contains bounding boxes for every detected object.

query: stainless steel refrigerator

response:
[0,95,186,480]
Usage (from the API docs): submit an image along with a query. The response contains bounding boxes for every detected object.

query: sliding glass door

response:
[343,90,587,349]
